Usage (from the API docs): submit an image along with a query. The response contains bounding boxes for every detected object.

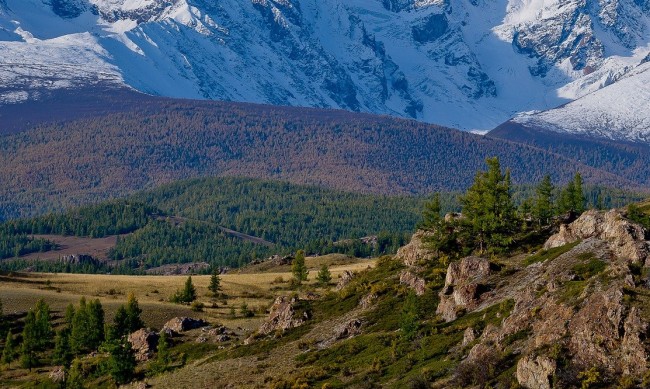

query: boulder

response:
[516,355,556,389]
[336,270,354,291]
[128,328,160,361]
[544,209,649,265]
[462,327,476,346]
[359,292,377,309]
[334,319,362,340]
[394,230,435,266]
[162,317,208,333]
[49,366,65,383]
[258,296,310,336]
[436,256,491,321]
[399,270,426,296]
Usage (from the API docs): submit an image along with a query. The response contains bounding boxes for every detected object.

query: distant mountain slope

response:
[0,0,648,131]
[0,96,643,220]
[501,63,650,143]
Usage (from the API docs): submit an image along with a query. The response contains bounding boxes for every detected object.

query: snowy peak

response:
[0,0,648,134]
[510,62,650,143]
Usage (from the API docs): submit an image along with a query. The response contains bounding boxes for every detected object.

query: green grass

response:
[557,281,586,305]
[572,255,607,280]
[524,240,581,266]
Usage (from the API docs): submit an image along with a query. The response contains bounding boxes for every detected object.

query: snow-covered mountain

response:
[509,62,650,143]
[0,0,648,133]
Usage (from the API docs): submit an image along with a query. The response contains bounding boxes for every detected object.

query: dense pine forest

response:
[0,176,646,274]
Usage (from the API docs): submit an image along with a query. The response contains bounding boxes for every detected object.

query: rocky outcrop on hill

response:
[162,317,208,334]
[436,256,492,321]
[544,209,649,265]
[257,296,310,336]
[145,262,211,275]
[399,270,426,296]
[441,209,650,387]
[336,271,355,291]
[394,230,435,266]
[128,329,160,361]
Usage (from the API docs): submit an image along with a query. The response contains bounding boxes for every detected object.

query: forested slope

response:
[0,99,643,220]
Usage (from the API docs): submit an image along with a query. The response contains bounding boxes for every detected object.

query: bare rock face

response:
[334,319,362,340]
[128,329,160,361]
[436,256,491,321]
[49,366,65,383]
[544,209,649,264]
[394,230,435,266]
[462,327,476,346]
[258,296,310,336]
[400,270,426,296]
[516,355,557,389]
[336,270,355,291]
[162,317,208,334]
[359,292,377,309]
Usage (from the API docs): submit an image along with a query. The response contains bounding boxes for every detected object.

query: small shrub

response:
[578,367,600,389]
[191,301,204,312]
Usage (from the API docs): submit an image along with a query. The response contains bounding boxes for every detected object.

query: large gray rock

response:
[162,317,208,333]
[436,256,491,321]
[258,296,310,336]
[516,355,556,389]
[394,230,435,266]
[399,270,426,296]
[128,328,160,361]
[544,209,649,265]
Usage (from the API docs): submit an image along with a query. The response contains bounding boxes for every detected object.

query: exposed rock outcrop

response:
[516,355,556,389]
[49,366,65,383]
[258,296,310,336]
[162,317,208,334]
[545,209,649,265]
[399,270,426,296]
[334,319,362,340]
[336,270,355,291]
[128,329,160,361]
[436,256,492,321]
[394,230,435,266]
[445,209,650,387]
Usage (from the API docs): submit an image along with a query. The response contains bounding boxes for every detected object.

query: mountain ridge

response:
[0,0,648,133]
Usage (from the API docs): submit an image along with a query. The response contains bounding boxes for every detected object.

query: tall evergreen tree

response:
[316,264,332,286]
[20,311,38,370]
[34,299,53,350]
[208,269,222,296]
[557,173,586,214]
[150,330,171,375]
[64,303,76,329]
[400,291,419,341]
[460,157,516,254]
[2,331,15,364]
[124,292,144,333]
[292,250,308,285]
[112,305,129,339]
[70,297,90,354]
[533,175,554,227]
[183,276,197,303]
[87,299,105,349]
[53,329,73,367]
[106,338,136,385]
[419,193,442,230]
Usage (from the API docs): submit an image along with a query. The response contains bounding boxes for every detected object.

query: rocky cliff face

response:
[0,0,648,132]
[424,209,650,387]
[397,208,650,387]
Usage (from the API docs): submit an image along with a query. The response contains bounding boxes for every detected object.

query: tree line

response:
[421,157,593,257]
